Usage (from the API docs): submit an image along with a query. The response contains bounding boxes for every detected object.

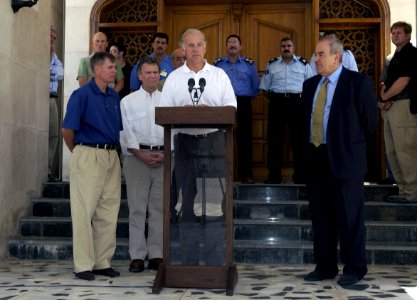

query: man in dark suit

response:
[301,35,378,286]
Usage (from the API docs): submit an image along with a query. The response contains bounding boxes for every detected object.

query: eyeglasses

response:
[174,56,186,61]
[226,41,240,45]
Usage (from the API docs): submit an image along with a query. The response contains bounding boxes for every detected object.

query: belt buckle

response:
[150,145,157,151]
[284,93,290,98]
[103,144,112,150]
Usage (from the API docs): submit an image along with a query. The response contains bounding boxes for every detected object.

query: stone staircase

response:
[8,182,417,265]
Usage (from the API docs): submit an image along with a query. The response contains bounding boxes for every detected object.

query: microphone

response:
[198,78,206,93]
[188,78,195,94]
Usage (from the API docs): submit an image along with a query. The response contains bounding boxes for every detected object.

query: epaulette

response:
[268,57,279,64]
[213,57,223,65]
[244,58,254,65]
[298,57,308,65]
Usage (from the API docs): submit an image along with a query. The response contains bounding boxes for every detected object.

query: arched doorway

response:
[90,0,390,182]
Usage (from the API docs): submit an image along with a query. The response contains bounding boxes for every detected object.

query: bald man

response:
[77,31,124,92]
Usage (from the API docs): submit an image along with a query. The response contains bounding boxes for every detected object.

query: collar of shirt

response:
[325,64,343,85]
[224,55,244,64]
[138,86,159,99]
[182,59,211,74]
[278,54,297,64]
[89,79,114,96]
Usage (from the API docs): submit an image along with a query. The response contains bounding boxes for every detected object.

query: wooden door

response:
[162,2,312,182]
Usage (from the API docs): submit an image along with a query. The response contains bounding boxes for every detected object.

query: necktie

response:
[311,78,329,147]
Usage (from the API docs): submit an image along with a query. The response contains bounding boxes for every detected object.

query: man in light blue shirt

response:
[302,34,378,286]
[49,27,64,180]
[260,37,313,184]
[130,32,173,91]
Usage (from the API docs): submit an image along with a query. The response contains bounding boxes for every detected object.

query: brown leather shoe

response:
[148,258,163,270]
[129,259,144,273]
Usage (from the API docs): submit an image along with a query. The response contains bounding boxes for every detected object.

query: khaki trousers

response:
[383,99,417,200]
[70,145,121,272]
[123,155,163,260]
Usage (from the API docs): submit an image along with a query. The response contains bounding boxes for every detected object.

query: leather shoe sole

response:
[129,259,145,273]
[92,268,120,277]
[75,270,95,281]
[337,274,361,286]
[304,270,337,281]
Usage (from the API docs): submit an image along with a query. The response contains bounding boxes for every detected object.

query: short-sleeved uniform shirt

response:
[259,55,312,93]
[214,55,259,97]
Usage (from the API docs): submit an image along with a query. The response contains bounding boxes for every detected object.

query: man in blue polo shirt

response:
[62,52,123,281]
[130,32,173,92]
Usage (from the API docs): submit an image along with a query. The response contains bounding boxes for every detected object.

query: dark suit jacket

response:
[301,67,379,179]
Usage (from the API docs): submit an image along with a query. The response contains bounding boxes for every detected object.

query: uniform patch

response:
[268,57,279,64]
[213,57,223,65]
[244,58,254,64]
[298,57,308,65]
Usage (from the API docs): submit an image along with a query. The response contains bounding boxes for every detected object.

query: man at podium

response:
[160,28,237,265]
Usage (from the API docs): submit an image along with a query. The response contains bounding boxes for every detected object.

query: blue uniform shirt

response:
[260,55,313,93]
[62,80,123,144]
[214,55,259,97]
[130,53,173,91]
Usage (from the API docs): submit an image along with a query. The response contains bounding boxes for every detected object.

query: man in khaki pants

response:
[379,21,417,203]
[62,52,123,281]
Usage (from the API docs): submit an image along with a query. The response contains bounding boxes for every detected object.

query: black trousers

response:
[236,96,253,180]
[267,93,305,182]
[307,144,367,277]
[173,131,226,221]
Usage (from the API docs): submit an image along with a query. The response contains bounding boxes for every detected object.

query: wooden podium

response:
[152,106,237,296]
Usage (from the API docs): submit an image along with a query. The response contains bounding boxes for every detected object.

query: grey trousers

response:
[124,155,163,260]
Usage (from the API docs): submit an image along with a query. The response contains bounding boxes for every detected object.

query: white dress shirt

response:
[159,60,237,135]
[120,87,164,156]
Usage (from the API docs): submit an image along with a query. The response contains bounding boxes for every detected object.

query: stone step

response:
[234,200,417,222]
[234,219,417,243]
[32,198,130,218]
[32,197,417,222]
[8,237,417,265]
[234,183,398,202]
[19,215,417,244]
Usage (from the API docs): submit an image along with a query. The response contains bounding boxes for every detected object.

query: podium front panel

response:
[169,128,227,266]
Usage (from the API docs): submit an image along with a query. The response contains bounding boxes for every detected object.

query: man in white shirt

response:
[120,57,164,273]
[160,28,236,265]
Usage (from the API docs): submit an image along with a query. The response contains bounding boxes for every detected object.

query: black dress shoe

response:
[129,259,144,273]
[148,258,163,270]
[75,270,95,281]
[384,195,417,203]
[337,274,361,286]
[92,267,120,277]
[304,270,337,281]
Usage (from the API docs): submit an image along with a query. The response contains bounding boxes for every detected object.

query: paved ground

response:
[1,260,417,299]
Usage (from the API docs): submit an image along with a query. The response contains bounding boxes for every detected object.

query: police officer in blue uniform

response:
[260,37,313,184]
[214,34,260,183]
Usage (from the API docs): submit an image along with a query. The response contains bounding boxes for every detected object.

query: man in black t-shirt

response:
[379,21,417,203]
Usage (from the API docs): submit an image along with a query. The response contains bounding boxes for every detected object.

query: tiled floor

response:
[1,260,417,299]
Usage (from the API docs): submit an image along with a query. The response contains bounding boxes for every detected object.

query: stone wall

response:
[0,0,57,259]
